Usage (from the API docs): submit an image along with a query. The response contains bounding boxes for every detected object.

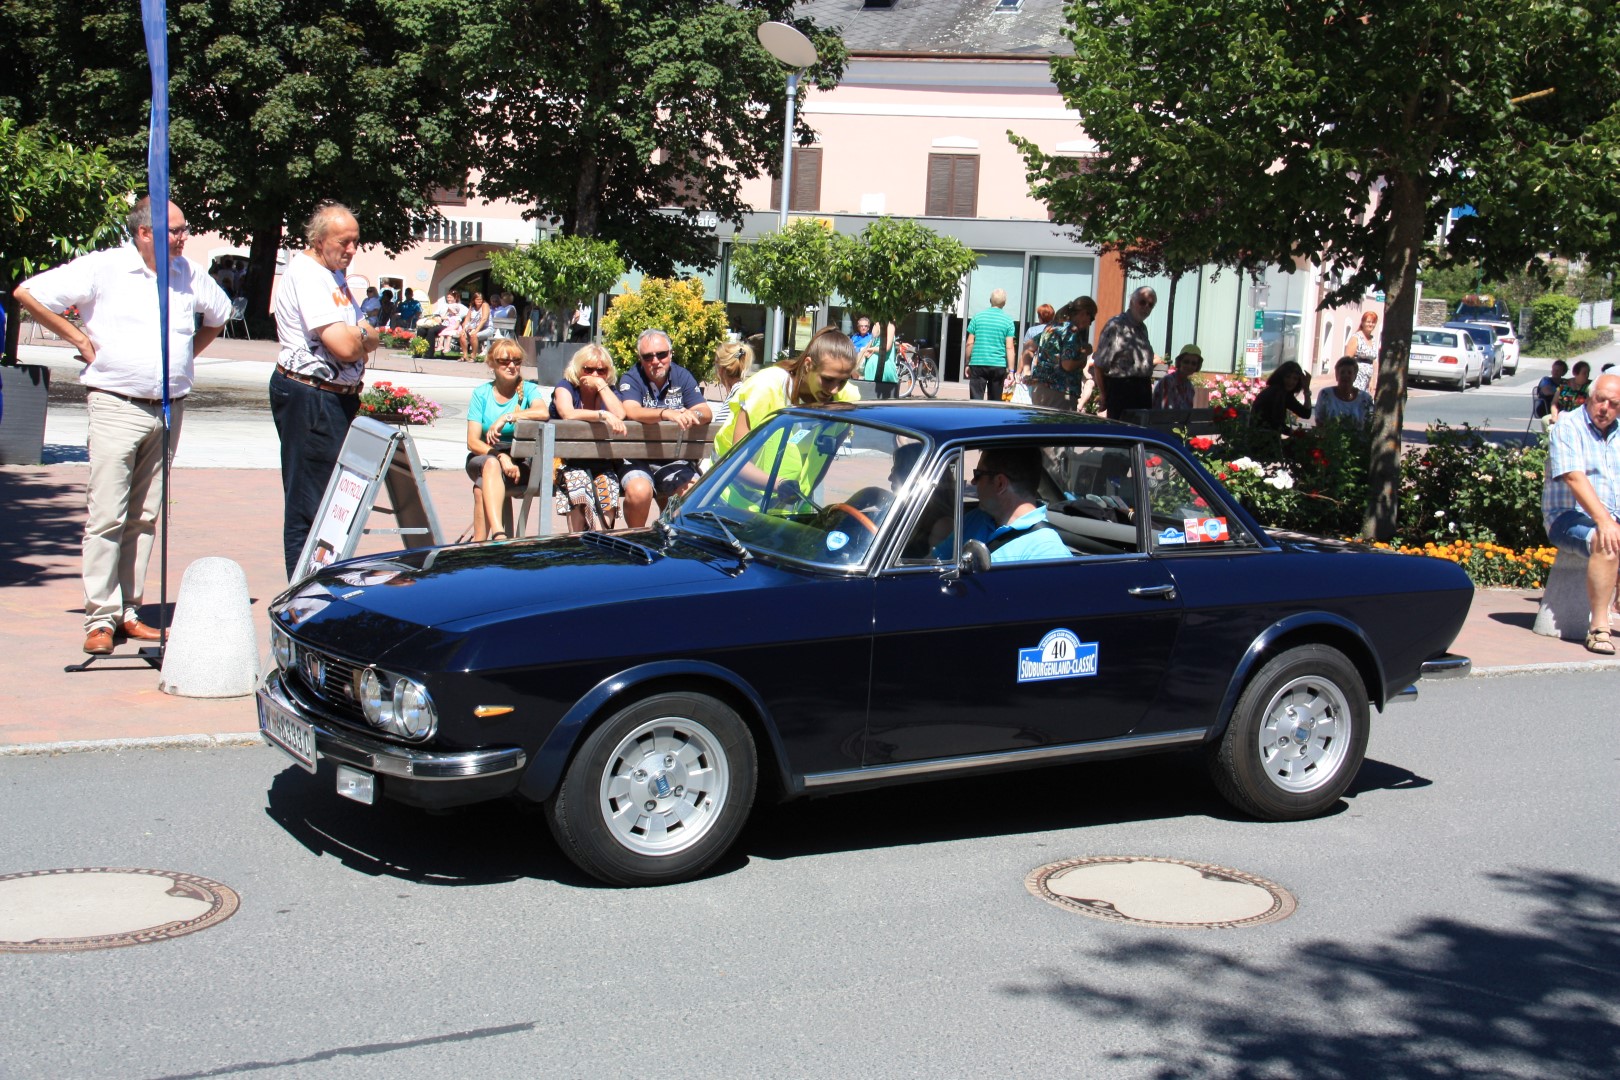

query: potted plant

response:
[488,235,625,384]
[357,380,442,425]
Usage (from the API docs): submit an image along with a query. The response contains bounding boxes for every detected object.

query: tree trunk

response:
[569,153,602,239]
[245,224,284,335]
[1363,172,1427,541]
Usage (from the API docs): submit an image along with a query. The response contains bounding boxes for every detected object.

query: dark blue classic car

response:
[258,402,1472,885]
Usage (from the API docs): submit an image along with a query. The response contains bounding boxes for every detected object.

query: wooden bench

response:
[508,418,721,536]
[1121,407,1221,439]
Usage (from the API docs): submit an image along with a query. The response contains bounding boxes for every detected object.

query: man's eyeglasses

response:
[147,225,189,237]
[639,350,671,362]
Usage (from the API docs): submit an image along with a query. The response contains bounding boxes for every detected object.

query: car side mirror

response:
[941,539,991,585]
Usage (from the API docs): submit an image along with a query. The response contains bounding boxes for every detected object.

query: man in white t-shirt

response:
[270,201,378,576]
[15,197,232,654]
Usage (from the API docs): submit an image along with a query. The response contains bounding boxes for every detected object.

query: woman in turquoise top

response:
[464,338,546,540]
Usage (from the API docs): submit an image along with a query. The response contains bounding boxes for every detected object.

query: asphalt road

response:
[2,670,1616,1079]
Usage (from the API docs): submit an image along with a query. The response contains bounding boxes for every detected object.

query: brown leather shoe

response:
[84,627,115,655]
[120,618,163,641]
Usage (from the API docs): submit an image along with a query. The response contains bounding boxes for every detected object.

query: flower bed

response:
[1372,540,1556,589]
[358,380,441,424]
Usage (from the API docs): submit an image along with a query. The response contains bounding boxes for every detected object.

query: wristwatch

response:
[358,324,372,346]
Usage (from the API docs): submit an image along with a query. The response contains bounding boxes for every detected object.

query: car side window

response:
[897,455,960,564]
[1144,449,1254,551]
[1044,444,1143,556]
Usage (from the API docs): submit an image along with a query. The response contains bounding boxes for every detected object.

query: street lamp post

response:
[756,21,818,359]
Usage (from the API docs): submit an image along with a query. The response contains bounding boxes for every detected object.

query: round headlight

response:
[271,626,296,671]
[358,668,388,726]
[393,678,437,740]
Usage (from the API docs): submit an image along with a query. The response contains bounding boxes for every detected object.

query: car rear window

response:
[1412,330,1459,348]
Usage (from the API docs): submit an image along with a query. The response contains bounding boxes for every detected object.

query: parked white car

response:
[1409,326,1485,390]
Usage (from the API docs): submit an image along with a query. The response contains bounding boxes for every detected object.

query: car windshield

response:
[673,412,925,569]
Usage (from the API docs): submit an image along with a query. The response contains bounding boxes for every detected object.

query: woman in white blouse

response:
[1314,356,1374,427]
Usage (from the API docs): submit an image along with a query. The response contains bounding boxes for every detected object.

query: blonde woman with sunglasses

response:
[465,338,546,541]
[551,344,630,531]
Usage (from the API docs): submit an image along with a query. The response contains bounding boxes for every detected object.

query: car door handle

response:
[1128,584,1177,600]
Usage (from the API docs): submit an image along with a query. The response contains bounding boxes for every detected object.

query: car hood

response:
[276,530,749,634]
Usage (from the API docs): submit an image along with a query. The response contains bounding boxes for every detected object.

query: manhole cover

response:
[1026,856,1296,929]
[0,868,240,953]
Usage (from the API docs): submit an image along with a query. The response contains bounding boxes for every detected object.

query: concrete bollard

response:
[1533,548,1591,642]
[159,557,260,698]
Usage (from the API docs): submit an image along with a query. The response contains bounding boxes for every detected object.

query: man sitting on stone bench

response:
[1543,372,1620,654]
[615,328,713,527]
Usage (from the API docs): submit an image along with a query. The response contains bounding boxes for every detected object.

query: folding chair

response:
[224,296,251,340]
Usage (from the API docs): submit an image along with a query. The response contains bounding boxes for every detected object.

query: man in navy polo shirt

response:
[615,328,713,527]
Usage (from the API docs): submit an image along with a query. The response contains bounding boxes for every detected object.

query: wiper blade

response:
[683,511,753,563]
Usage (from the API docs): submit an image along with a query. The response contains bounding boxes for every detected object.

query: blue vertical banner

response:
[140,0,171,419]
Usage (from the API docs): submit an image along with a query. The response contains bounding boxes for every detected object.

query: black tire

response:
[895,361,916,399]
[918,363,940,399]
[1207,644,1369,821]
[546,691,756,886]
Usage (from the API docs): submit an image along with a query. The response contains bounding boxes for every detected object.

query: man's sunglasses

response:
[639,350,672,362]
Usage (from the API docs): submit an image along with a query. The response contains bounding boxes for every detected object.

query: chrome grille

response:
[294,646,363,718]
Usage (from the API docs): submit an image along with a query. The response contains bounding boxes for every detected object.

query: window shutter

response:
[771,147,823,212]
[926,154,978,217]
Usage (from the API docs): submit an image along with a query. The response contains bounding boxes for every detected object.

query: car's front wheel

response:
[546,692,757,886]
[1207,645,1369,820]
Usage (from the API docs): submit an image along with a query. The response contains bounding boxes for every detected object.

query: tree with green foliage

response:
[489,236,626,340]
[832,218,979,358]
[4,0,471,329]
[461,0,845,277]
[729,218,841,335]
[0,119,134,361]
[1014,1,1620,539]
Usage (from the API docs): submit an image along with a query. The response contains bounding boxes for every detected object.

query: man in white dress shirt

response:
[15,197,232,654]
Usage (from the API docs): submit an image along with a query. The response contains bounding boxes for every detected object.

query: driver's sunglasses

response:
[639,350,672,362]
[971,468,1002,483]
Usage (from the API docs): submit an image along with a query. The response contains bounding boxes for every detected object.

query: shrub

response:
[1529,293,1580,352]
[1400,423,1548,549]
[600,277,728,383]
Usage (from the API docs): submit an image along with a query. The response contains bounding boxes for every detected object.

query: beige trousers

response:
[83,391,184,631]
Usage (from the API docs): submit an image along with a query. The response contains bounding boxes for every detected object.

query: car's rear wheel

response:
[546,692,756,886]
[1207,645,1369,820]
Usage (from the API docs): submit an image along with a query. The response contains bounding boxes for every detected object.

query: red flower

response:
[1223,407,1239,420]
[1145,455,1162,467]
[1188,436,1214,451]
[1311,448,1327,465]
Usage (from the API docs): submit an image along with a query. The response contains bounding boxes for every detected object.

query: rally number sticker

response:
[1017,629,1099,683]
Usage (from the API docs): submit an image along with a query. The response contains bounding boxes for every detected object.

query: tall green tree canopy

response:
[729,218,841,322]
[833,218,979,345]
[4,0,471,322]
[461,0,845,277]
[1014,0,1620,538]
[0,119,133,361]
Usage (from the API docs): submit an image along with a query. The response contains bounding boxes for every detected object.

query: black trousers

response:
[269,368,361,577]
[968,366,1007,401]
[1103,375,1153,420]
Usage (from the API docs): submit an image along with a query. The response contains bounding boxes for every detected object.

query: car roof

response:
[791,399,1184,445]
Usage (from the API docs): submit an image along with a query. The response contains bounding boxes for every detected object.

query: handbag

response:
[1010,382,1033,406]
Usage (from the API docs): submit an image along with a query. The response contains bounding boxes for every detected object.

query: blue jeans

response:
[1547,507,1619,555]
[270,368,360,576]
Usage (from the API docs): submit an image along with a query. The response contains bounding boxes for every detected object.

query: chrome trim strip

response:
[259,674,525,782]
[1420,653,1471,679]
[803,727,1207,788]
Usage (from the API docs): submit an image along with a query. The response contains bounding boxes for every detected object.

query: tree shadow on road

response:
[1000,868,1620,1079]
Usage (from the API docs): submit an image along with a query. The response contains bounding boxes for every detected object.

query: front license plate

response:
[259,693,317,773]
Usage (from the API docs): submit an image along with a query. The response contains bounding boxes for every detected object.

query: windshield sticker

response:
[826,530,850,552]
[1183,517,1230,543]
[1157,526,1187,546]
[1018,629,1099,683]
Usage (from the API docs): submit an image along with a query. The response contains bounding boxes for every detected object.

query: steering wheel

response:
[819,502,879,535]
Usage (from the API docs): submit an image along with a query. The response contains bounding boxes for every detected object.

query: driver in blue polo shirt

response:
[936,446,1070,563]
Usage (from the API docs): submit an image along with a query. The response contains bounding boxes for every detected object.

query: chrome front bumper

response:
[257,671,526,781]
[1391,652,1472,705]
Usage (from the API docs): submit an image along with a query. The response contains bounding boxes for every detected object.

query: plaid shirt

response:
[1543,405,1620,528]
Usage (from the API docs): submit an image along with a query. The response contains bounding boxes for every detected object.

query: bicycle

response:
[892,341,940,399]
